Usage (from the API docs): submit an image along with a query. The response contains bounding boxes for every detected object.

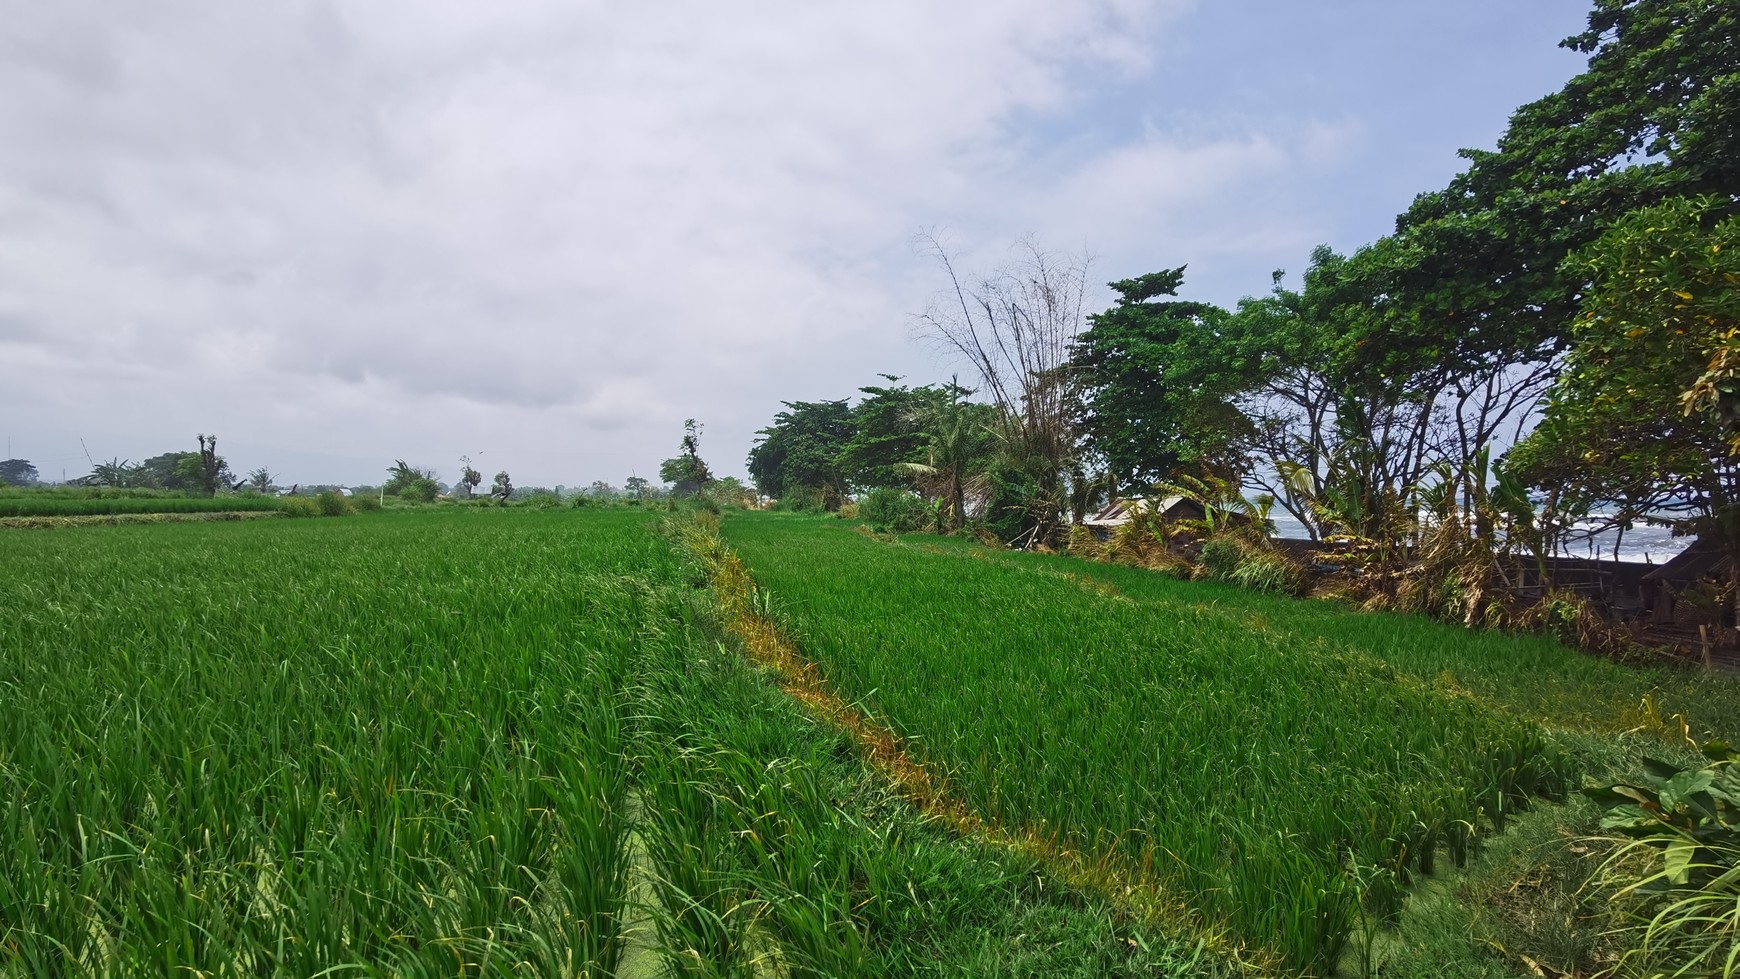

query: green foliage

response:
[456,456,483,498]
[401,477,440,503]
[135,452,193,490]
[81,457,147,488]
[896,393,998,534]
[0,458,38,486]
[748,400,855,501]
[723,515,1578,973]
[0,494,282,517]
[1068,268,1243,485]
[774,486,828,512]
[383,459,439,497]
[1586,742,1740,978]
[700,475,755,510]
[1196,536,1243,580]
[1511,196,1740,568]
[978,468,1036,543]
[855,488,931,533]
[660,418,715,497]
[314,491,354,517]
[1228,550,1307,597]
[353,494,382,512]
[278,496,321,518]
[1395,0,1739,363]
[836,379,965,491]
[184,434,228,497]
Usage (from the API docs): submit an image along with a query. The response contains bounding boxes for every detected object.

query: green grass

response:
[0,486,192,498]
[720,514,1637,974]
[1,508,1234,977]
[1,509,664,975]
[904,533,1740,741]
[630,551,1236,977]
[26,504,1723,976]
[0,494,284,516]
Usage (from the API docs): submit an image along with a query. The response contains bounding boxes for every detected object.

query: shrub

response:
[1230,551,1307,596]
[857,488,931,533]
[835,502,859,520]
[981,473,1035,544]
[1585,742,1740,978]
[279,497,320,518]
[523,491,561,509]
[354,495,382,512]
[1106,511,1174,567]
[1197,536,1244,580]
[401,478,440,504]
[775,486,826,512]
[315,491,354,517]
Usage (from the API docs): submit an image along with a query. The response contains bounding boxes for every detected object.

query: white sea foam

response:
[1266,514,1690,566]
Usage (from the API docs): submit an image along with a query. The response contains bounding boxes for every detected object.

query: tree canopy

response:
[1067,267,1243,489]
[1510,195,1740,550]
[0,459,39,486]
[746,400,854,502]
[1391,0,1739,370]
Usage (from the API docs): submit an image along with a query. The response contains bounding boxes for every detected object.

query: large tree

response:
[135,452,193,491]
[1511,196,1740,575]
[1392,0,1738,369]
[1241,0,1739,541]
[1068,267,1242,491]
[746,401,854,504]
[836,378,969,491]
[0,459,38,486]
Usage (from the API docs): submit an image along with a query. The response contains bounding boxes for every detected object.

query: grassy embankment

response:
[718,512,1740,975]
[1,508,1223,977]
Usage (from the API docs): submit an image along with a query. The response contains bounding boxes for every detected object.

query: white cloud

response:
[0,0,1352,485]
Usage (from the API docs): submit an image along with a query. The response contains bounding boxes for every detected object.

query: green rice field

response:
[718,514,1740,974]
[0,494,284,517]
[0,509,1220,978]
[9,506,1737,977]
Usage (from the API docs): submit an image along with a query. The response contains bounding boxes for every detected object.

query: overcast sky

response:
[1,1,1591,488]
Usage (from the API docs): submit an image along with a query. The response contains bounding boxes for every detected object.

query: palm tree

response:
[896,394,993,532]
[84,458,143,488]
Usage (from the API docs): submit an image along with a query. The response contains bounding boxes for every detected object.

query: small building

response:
[1082,496,1207,537]
[1641,536,1731,585]
[1639,536,1732,625]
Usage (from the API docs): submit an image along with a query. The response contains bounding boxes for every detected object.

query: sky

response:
[0,0,1593,489]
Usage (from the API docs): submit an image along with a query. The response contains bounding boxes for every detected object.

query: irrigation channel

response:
[5,507,1737,976]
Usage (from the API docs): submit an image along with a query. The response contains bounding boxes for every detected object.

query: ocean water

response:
[1267,514,1691,566]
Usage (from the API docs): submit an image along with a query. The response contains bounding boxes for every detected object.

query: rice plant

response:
[1,508,1233,978]
[0,494,284,516]
[0,511,663,975]
[721,513,1584,973]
